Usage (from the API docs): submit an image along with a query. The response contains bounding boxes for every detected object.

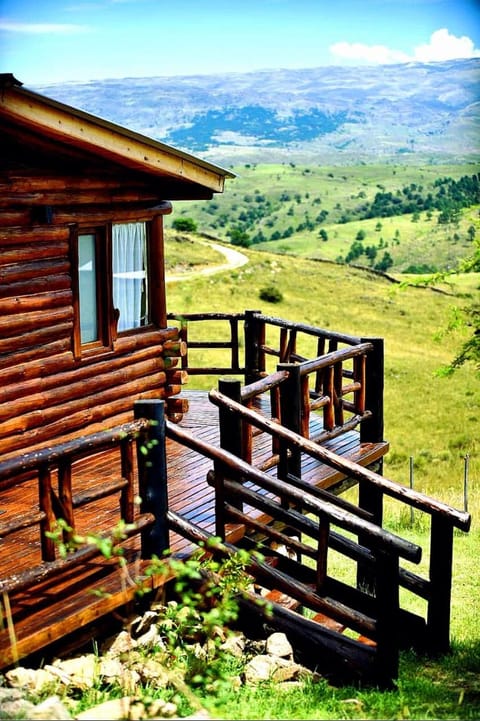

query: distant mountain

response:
[33,59,480,165]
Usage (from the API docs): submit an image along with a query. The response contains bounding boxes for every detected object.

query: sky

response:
[1,0,480,85]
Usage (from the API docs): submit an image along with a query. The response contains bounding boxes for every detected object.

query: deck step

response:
[264,588,302,611]
[312,612,347,634]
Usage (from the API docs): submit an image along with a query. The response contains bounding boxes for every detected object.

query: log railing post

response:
[357,338,384,593]
[360,337,384,446]
[134,399,169,558]
[427,515,453,653]
[39,464,56,561]
[218,378,244,511]
[373,549,400,688]
[277,362,302,482]
[244,309,264,386]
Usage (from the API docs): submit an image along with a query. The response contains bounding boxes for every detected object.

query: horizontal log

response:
[0,509,46,538]
[0,343,72,375]
[0,361,166,422]
[0,391,165,458]
[0,274,71,299]
[241,369,290,402]
[0,242,69,266]
[73,477,129,508]
[165,369,189,385]
[0,369,167,432]
[0,211,31,227]
[0,418,151,480]
[1,345,172,402]
[0,321,73,356]
[1,307,74,340]
[166,397,189,414]
[163,339,187,357]
[165,384,182,397]
[0,189,161,207]
[0,289,72,317]
[51,204,172,224]
[0,259,70,285]
[0,175,151,193]
[0,226,71,246]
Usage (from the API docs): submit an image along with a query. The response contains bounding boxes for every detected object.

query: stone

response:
[220,633,245,657]
[265,631,293,659]
[5,666,59,692]
[103,630,138,656]
[29,695,72,719]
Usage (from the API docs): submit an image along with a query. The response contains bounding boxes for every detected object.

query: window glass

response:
[78,233,98,343]
[112,222,149,331]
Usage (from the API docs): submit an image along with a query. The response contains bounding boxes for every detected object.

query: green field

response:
[166,162,480,274]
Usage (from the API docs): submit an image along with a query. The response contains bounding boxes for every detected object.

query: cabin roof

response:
[0,73,235,198]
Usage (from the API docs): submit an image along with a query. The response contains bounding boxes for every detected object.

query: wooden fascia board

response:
[0,86,233,195]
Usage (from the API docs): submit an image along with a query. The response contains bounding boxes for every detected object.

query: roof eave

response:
[0,77,235,195]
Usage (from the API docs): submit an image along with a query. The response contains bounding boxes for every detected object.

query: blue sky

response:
[1,0,479,85]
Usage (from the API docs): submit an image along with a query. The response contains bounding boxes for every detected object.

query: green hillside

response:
[166,162,479,274]
[164,235,479,511]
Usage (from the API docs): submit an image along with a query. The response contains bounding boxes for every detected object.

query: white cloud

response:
[330,41,409,65]
[0,20,89,34]
[414,28,480,62]
[330,29,480,65]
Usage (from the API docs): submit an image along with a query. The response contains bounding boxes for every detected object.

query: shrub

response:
[172,217,197,232]
[259,285,283,303]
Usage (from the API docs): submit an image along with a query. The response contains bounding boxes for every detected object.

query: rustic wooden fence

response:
[207,389,471,655]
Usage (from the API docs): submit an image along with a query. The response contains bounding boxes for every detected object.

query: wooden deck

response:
[0,390,388,668]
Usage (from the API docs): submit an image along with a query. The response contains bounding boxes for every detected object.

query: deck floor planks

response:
[0,389,388,667]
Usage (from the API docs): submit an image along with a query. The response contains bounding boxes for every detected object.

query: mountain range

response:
[33,58,480,165]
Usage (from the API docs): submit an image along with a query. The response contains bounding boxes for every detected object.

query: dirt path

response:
[165,241,248,282]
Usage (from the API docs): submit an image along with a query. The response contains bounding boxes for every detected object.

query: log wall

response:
[0,146,185,463]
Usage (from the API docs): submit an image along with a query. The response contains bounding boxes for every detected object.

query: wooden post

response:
[278,362,302,482]
[134,399,169,558]
[360,337,384,445]
[218,378,244,511]
[39,464,56,561]
[427,515,453,653]
[357,338,384,593]
[373,550,400,688]
[244,309,264,386]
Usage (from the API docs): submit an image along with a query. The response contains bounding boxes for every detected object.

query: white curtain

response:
[112,222,148,331]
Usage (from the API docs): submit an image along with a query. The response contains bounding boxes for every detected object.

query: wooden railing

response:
[206,390,471,655]
[163,415,420,686]
[0,409,166,595]
[168,309,384,449]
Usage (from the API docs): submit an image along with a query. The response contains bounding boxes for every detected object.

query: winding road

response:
[165,241,249,283]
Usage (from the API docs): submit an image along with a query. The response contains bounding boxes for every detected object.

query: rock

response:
[243,654,304,684]
[75,696,133,720]
[5,666,59,692]
[243,654,278,683]
[131,610,159,638]
[46,655,98,689]
[135,624,165,651]
[265,632,293,659]
[220,633,245,657]
[103,630,138,656]
[29,695,72,719]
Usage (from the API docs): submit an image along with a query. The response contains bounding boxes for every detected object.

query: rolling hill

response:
[32,58,480,165]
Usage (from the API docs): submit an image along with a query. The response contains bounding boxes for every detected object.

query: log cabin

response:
[0,74,471,685]
[0,71,235,458]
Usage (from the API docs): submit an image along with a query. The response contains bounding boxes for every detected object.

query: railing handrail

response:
[0,419,151,481]
[208,388,471,532]
[165,419,421,562]
[298,342,374,377]
[253,313,364,346]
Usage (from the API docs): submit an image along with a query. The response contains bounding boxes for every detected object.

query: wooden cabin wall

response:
[0,167,186,462]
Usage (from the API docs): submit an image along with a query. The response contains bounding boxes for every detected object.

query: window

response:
[112,222,149,331]
[74,220,159,357]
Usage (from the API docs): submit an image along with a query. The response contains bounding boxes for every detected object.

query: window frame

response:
[70,215,166,361]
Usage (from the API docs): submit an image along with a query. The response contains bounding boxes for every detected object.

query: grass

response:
[165,162,480,274]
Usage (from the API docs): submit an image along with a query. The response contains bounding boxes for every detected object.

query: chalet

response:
[0,74,471,686]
